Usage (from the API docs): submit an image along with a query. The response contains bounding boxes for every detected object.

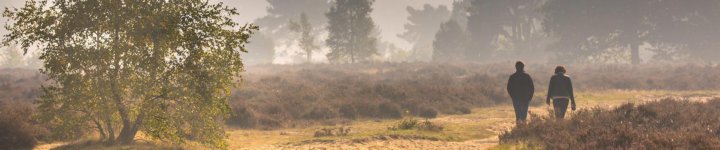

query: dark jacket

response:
[547,73,575,104]
[507,69,534,101]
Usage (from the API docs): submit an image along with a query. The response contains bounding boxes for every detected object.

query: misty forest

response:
[1,0,720,149]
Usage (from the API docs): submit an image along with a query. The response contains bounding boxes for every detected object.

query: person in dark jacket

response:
[507,61,534,124]
[546,66,576,119]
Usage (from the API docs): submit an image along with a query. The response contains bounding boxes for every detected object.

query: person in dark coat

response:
[546,66,576,119]
[507,61,534,124]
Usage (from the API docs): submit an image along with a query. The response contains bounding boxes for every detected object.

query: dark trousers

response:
[512,99,530,122]
[553,98,569,119]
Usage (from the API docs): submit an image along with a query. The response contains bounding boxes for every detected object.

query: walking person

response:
[546,66,576,119]
[507,61,534,124]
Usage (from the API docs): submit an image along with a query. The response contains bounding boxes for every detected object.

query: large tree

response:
[543,0,720,64]
[398,4,450,61]
[467,0,550,61]
[433,20,468,62]
[255,0,329,63]
[648,0,720,62]
[543,0,651,64]
[255,0,329,38]
[325,0,378,63]
[2,0,257,148]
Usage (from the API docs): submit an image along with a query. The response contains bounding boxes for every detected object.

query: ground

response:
[33,90,720,150]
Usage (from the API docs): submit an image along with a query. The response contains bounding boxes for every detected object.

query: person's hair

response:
[555,65,566,74]
[515,61,525,70]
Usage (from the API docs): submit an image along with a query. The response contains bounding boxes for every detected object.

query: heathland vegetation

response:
[3,63,720,148]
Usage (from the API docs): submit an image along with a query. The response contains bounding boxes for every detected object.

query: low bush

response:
[500,98,720,149]
[0,101,47,149]
[313,127,351,137]
[417,107,439,119]
[227,63,720,129]
[229,63,509,128]
[388,118,443,132]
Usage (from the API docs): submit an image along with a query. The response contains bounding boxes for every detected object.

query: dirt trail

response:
[243,108,517,150]
[255,137,500,150]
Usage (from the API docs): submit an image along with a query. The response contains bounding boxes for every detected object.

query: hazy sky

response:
[2,0,455,50]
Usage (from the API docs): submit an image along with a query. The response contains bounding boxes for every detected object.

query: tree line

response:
[248,0,720,64]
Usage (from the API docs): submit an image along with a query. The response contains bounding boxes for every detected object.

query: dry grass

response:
[3,63,720,149]
[229,63,720,130]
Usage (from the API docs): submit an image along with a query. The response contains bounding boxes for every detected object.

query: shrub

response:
[338,104,358,119]
[388,118,443,132]
[500,98,720,149]
[388,118,418,131]
[226,104,257,128]
[417,107,438,119]
[0,101,47,149]
[302,106,338,120]
[378,102,403,119]
[455,106,472,114]
[417,120,444,132]
[313,127,351,137]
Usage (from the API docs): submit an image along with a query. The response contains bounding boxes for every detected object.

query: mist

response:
[3,0,719,67]
[2,0,720,149]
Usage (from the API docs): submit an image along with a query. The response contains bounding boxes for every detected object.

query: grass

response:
[226,90,720,149]
[31,90,719,149]
[225,107,508,149]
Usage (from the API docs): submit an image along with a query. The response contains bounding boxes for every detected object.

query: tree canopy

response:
[2,0,257,148]
[543,0,720,63]
[325,0,378,63]
[289,13,319,63]
[398,4,450,62]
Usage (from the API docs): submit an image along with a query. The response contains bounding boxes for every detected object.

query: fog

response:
[2,1,720,149]
[2,0,719,67]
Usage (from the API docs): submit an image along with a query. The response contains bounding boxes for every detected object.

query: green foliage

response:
[325,0,378,63]
[2,0,257,149]
[388,117,443,132]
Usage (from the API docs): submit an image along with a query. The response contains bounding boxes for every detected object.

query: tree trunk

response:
[116,111,145,144]
[307,50,312,63]
[116,125,139,144]
[631,43,640,64]
[105,119,115,144]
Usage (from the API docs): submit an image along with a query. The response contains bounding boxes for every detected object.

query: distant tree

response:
[433,20,468,62]
[3,0,257,148]
[289,13,319,63]
[325,0,378,63]
[543,0,720,64]
[255,0,329,63]
[1,44,24,68]
[467,0,550,61]
[242,33,276,65]
[398,4,450,61]
[543,0,650,64]
[255,0,329,38]
[466,0,508,60]
[648,0,720,62]
[450,0,471,30]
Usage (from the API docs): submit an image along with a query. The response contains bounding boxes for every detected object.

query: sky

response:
[1,0,455,54]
